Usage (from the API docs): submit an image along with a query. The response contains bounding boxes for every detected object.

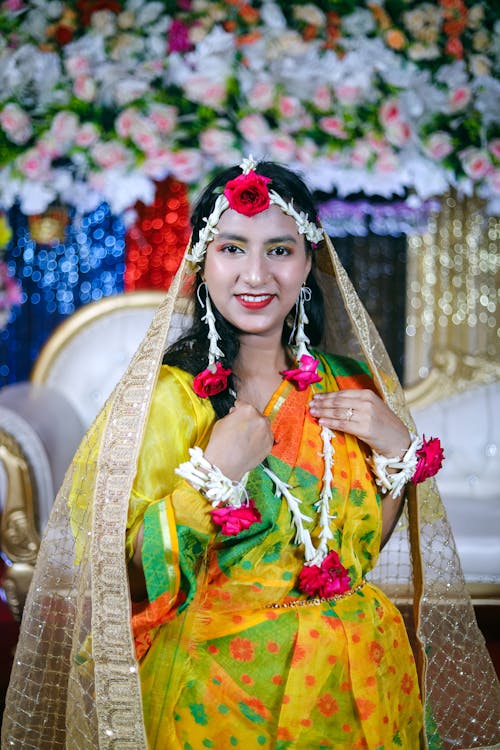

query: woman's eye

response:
[269,246,290,256]
[220,244,243,254]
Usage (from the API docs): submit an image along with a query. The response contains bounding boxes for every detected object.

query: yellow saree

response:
[126,354,422,749]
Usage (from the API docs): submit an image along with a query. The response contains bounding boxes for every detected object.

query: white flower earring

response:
[193,282,231,398]
[289,283,312,360]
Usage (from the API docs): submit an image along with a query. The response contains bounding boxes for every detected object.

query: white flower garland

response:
[368,433,422,498]
[263,423,336,568]
[175,446,248,508]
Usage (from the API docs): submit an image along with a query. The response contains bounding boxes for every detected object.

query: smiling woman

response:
[3,159,499,750]
[203,205,311,347]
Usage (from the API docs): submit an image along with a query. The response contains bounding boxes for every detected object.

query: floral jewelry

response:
[192,282,232,398]
[281,285,322,391]
[175,447,261,536]
[186,155,323,270]
[369,434,444,498]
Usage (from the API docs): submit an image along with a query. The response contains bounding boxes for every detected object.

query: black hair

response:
[163,161,325,417]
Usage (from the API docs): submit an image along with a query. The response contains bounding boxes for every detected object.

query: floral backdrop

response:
[0,0,499,218]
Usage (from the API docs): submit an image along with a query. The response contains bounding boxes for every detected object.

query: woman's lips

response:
[236,293,274,309]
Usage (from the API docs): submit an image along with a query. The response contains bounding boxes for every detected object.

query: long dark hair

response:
[163,161,325,417]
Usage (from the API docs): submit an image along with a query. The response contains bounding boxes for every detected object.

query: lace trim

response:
[266,580,366,609]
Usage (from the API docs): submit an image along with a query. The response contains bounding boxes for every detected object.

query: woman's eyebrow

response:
[217,232,298,244]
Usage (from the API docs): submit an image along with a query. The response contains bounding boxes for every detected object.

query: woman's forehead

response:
[216,204,302,240]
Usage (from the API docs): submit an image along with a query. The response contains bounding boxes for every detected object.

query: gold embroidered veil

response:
[2,175,499,750]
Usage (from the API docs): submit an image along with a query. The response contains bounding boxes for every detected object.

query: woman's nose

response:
[242,253,269,286]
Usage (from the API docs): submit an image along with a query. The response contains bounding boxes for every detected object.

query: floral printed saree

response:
[127,353,423,749]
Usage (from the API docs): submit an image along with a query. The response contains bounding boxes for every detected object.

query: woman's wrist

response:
[175,446,248,508]
[368,434,444,498]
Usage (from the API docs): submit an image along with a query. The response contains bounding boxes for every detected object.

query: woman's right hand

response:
[204,400,274,481]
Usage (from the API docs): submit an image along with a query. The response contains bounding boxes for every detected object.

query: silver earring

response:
[289,284,312,360]
[197,282,224,368]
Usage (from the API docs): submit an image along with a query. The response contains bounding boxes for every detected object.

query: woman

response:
[3,159,499,750]
[127,159,424,748]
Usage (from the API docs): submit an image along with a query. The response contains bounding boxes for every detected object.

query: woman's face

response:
[203,204,312,343]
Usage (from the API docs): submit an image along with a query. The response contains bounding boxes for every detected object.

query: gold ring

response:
[346,407,354,421]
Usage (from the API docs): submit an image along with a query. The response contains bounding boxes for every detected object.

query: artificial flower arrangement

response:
[0,0,498,218]
[0,212,22,330]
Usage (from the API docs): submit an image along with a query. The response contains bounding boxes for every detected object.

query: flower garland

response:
[0,1,498,216]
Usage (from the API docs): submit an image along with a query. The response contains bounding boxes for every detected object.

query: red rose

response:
[412,436,444,484]
[223,172,272,217]
[193,362,232,398]
[211,499,262,536]
[281,354,322,391]
[298,551,350,598]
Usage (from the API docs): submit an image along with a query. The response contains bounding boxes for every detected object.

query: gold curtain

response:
[405,191,500,405]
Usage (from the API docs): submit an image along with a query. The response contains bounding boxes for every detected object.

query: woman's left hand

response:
[309,389,410,458]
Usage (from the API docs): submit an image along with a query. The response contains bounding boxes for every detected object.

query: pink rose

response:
[375,149,399,173]
[269,134,296,161]
[312,85,332,111]
[281,355,322,391]
[335,84,363,106]
[184,76,226,108]
[65,54,90,78]
[384,120,411,147]
[210,499,261,536]
[115,108,141,138]
[238,113,270,144]
[0,103,32,145]
[169,149,203,183]
[129,120,160,155]
[50,111,79,143]
[319,116,348,139]
[91,141,131,169]
[379,98,402,125]
[141,149,172,179]
[224,171,272,217]
[73,74,96,102]
[448,86,471,113]
[460,147,491,180]
[278,96,302,119]
[149,104,178,135]
[17,149,51,180]
[200,128,234,156]
[350,140,373,167]
[193,362,232,398]
[425,132,454,160]
[75,122,99,147]
[298,551,350,599]
[412,436,444,484]
[248,81,274,111]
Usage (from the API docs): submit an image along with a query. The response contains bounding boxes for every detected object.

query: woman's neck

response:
[234,335,288,379]
[233,336,292,412]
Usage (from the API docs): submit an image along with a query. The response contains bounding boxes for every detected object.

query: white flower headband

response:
[186,156,324,268]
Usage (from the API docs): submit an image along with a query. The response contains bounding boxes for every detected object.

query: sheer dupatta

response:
[2,230,499,750]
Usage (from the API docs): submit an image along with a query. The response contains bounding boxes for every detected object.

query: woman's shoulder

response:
[312,350,375,391]
[153,364,215,418]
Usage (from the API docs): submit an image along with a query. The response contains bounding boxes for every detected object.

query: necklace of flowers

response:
[189,284,348,598]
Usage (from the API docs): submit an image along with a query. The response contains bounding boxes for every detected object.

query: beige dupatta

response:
[2,230,499,750]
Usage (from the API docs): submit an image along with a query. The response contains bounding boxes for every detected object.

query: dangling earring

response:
[193,282,231,398]
[289,284,312,360]
[282,284,321,390]
[197,281,224,366]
